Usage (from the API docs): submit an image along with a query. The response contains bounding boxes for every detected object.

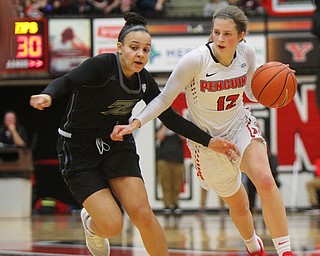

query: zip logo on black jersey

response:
[206,72,217,77]
[101,99,140,116]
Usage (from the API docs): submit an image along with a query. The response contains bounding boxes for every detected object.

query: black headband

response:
[118,25,149,42]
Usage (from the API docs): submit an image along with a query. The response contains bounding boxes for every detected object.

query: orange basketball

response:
[251,61,297,108]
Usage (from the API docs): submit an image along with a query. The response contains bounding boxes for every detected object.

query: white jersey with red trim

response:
[136,41,258,139]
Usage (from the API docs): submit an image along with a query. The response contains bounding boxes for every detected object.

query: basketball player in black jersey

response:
[30,12,238,256]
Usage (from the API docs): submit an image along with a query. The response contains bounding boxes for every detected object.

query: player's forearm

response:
[130,119,141,130]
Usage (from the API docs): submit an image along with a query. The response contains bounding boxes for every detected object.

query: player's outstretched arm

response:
[111,120,240,161]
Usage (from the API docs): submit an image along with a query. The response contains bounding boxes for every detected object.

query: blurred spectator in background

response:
[0,110,27,161]
[0,110,27,148]
[13,0,74,17]
[203,0,229,18]
[226,0,265,16]
[198,188,227,214]
[306,157,320,210]
[42,0,73,15]
[237,0,265,16]
[137,0,165,18]
[199,187,208,214]
[12,0,26,17]
[312,0,320,112]
[88,0,123,15]
[156,122,185,215]
[96,0,139,15]
[88,0,138,15]
[117,0,139,14]
[68,0,103,15]
[24,0,48,17]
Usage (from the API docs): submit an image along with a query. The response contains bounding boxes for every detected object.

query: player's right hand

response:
[30,94,52,110]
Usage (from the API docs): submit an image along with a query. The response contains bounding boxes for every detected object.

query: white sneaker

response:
[80,208,110,256]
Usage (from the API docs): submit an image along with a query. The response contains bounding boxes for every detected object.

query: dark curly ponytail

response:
[118,12,149,42]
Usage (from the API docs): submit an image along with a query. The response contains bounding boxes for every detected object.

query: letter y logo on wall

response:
[285,42,313,62]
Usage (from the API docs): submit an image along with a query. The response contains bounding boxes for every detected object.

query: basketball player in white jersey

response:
[111,6,293,256]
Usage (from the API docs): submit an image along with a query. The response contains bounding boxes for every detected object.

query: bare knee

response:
[254,171,279,197]
[127,204,155,227]
[92,212,123,238]
[229,201,250,217]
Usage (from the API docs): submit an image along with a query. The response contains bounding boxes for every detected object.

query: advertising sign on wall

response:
[146,34,266,73]
[92,18,124,56]
[49,19,91,73]
[268,33,319,74]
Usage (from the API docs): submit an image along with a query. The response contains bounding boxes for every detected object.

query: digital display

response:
[0,18,48,77]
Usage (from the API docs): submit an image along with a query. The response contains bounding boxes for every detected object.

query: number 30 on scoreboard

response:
[16,35,42,59]
[3,18,48,73]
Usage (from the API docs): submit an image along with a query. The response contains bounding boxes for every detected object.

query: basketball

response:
[251,61,298,108]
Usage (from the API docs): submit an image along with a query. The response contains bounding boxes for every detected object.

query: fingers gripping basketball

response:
[251,62,298,108]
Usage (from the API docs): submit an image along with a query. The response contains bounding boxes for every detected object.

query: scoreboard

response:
[0,18,48,77]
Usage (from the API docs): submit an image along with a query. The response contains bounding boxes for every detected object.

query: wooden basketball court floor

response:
[1,210,320,256]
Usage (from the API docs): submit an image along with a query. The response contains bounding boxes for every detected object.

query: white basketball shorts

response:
[188,109,265,197]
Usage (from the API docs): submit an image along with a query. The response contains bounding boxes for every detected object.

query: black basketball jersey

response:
[42,53,211,146]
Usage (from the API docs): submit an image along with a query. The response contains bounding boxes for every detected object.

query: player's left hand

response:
[110,125,130,141]
[110,119,141,141]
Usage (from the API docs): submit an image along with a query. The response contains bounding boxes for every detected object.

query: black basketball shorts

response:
[57,135,143,204]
